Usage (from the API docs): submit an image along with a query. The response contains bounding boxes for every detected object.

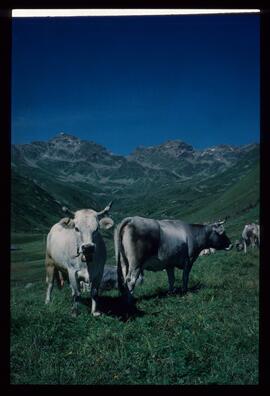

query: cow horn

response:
[62,206,75,217]
[97,201,113,216]
[217,220,225,225]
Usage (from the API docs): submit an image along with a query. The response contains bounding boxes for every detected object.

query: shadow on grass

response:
[79,282,205,321]
[79,295,145,322]
[137,281,205,302]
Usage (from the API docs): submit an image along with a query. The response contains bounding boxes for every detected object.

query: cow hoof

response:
[167,288,178,295]
[92,311,101,317]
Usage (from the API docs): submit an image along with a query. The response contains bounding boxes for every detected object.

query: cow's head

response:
[62,202,114,261]
[208,221,233,251]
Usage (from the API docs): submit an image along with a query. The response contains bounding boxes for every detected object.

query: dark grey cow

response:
[80,265,144,292]
[115,216,232,302]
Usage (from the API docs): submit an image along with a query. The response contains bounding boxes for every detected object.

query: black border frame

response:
[1,0,269,391]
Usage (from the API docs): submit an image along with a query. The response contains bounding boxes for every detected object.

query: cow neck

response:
[190,224,212,250]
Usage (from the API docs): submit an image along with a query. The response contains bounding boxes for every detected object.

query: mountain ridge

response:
[13,132,259,157]
[12,133,259,180]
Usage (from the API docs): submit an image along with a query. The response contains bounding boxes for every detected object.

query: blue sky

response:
[12,14,260,155]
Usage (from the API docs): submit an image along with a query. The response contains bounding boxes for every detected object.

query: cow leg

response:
[117,253,128,296]
[166,267,176,294]
[58,271,64,288]
[90,285,101,317]
[68,269,80,317]
[54,270,64,289]
[243,240,247,254]
[182,259,192,294]
[45,256,55,304]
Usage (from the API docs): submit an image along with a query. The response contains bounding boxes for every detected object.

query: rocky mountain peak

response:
[161,140,194,155]
[163,139,193,149]
[131,139,194,158]
[53,132,77,138]
[214,144,238,152]
[12,133,113,165]
[49,132,80,144]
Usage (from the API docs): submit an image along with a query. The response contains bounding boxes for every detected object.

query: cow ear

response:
[212,224,224,235]
[99,217,114,230]
[62,206,75,218]
[59,217,75,229]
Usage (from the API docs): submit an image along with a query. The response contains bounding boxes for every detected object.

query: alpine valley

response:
[11,132,259,233]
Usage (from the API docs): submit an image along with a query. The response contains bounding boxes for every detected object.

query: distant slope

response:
[187,162,260,239]
[187,162,259,223]
[11,170,112,232]
[111,157,259,222]
[11,171,64,232]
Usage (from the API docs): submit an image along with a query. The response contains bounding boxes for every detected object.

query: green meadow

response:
[10,226,259,384]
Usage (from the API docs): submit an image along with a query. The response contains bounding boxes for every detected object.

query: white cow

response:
[45,202,114,316]
[242,223,260,254]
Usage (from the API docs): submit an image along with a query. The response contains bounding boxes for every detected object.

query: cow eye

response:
[75,227,80,232]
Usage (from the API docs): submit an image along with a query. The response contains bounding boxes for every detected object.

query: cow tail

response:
[115,217,132,295]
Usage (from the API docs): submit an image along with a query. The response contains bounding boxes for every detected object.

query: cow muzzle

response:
[81,243,95,262]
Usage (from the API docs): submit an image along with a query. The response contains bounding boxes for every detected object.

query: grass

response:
[10,233,259,384]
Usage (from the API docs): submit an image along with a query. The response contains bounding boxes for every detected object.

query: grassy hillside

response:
[11,171,64,232]
[11,170,111,232]
[184,162,259,226]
